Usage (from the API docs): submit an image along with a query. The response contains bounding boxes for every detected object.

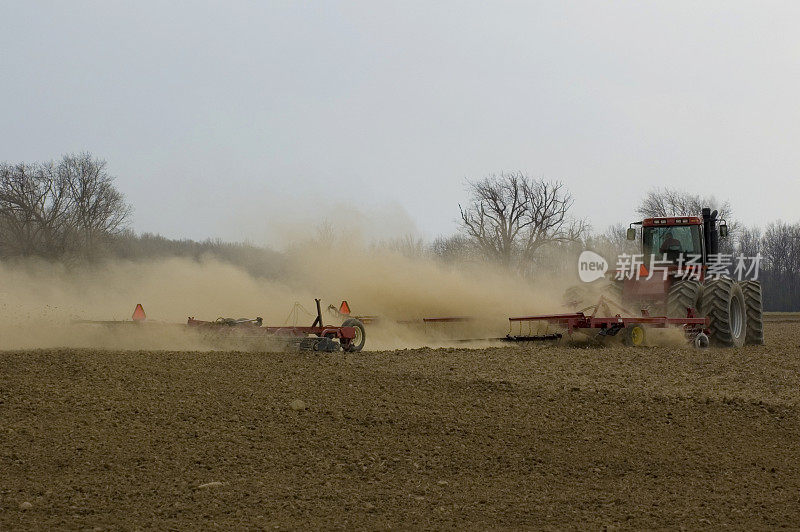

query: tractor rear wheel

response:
[700,277,747,348]
[740,280,765,345]
[341,318,366,352]
[667,279,702,318]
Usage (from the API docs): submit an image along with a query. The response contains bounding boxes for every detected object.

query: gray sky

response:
[2,1,799,245]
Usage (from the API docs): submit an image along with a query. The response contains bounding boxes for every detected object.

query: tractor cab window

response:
[642,225,703,263]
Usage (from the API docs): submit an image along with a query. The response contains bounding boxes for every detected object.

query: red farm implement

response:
[186,299,366,352]
[77,299,366,352]
[504,295,710,348]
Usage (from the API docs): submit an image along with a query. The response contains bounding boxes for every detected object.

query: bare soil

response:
[2,322,800,529]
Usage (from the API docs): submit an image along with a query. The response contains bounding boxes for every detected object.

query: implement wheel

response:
[341,318,366,352]
[623,324,646,347]
[693,332,710,349]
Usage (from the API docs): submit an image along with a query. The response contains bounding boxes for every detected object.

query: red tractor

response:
[557,207,763,347]
[611,207,763,347]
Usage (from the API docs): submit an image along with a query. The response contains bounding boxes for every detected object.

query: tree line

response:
[1,154,798,310]
[0,153,283,278]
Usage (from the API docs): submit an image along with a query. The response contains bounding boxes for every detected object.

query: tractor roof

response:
[642,216,702,227]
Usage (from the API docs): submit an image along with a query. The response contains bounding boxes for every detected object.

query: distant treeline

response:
[0,153,284,279]
[2,155,799,310]
[109,232,286,280]
[738,222,800,312]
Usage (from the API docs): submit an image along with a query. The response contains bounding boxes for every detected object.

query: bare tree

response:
[459,172,584,269]
[736,225,762,259]
[637,186,736,252]
[520,179,587,262]
[373,234,428,259]
[0,153,131,259]
[759,221,800,311]
[637,187,732,220]
[0,161,72,257]
[61,153,131,251]
[313,219,336,247]
[762,222,798,275]
[459,173,529,267]
[584,223,638,260]
[430,234,475,263]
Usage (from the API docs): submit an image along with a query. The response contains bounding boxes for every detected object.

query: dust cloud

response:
[0,238,572,351]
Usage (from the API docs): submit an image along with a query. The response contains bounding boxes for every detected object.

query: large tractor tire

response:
[667,279,702,318]
[700,277,747,348]
[341,318,366,352]
[740,280,765,345]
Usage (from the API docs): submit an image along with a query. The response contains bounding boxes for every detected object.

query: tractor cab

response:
[641,217,703,264]
[627,208,728,269]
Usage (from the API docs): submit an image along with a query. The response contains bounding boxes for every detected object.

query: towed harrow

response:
[503,295,711,348]
[79,294,712,351]
[329,295,710,348]
[186,299,366,352]
[79,299,366,352]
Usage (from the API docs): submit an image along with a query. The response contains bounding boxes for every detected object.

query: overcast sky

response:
[2,1,798,245]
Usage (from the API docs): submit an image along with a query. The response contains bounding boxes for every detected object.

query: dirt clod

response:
[289,399,307,411]
[196,481,224,490]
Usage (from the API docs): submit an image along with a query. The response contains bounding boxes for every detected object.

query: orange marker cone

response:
[132,304,146,322]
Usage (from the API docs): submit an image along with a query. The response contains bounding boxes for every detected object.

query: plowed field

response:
[2,322,800,529]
